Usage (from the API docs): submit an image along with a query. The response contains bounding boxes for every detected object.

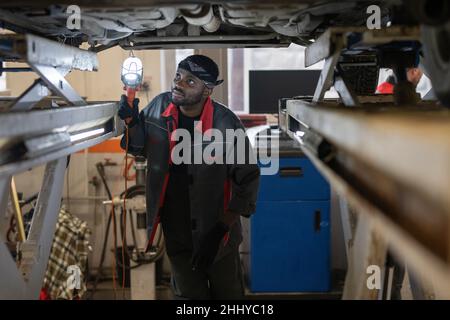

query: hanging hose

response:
[118,185,165,266]
[128,208,140,259]
[90,161,165,298]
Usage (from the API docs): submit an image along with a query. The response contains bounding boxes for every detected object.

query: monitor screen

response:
[249,70,321,114]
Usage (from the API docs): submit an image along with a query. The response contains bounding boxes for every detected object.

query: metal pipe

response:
[134,156,146,186]
[180,5,221,33]
[62,196,108,201]
[10,178,26,242]
[0,67,33,73]
[129,33,278,43]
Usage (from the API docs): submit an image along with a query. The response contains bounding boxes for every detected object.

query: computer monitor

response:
[249,70,321,114]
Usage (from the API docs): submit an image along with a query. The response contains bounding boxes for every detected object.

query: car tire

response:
[421,22,450,106]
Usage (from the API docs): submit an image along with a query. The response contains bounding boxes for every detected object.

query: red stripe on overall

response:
[146,97,215,251]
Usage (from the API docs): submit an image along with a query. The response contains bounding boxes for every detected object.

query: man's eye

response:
[188,79,195,85]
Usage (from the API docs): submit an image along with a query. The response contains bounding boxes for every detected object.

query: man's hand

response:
[118,94,140,128]
[192,221,229,271]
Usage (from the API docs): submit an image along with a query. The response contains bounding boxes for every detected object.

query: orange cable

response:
[108,157,129,299]
[110,203,118,299]
[122,127,129,298]
[123,156,136,181]
[99,150,129,298]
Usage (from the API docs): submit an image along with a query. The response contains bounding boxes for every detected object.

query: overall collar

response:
[161,96,214,134]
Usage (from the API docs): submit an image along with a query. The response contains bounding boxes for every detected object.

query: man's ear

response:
[203,86,213,98]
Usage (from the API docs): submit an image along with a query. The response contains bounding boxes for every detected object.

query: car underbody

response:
[0,1,395,50]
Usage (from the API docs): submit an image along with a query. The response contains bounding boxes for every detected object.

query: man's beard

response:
[171,88,203,107]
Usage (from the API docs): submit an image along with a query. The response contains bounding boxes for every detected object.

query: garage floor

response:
[86,269,345,300]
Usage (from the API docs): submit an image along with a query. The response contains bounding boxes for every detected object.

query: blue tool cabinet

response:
[242,154,331,292]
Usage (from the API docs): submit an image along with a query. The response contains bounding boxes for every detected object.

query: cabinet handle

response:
[314,210,321,232]
[279,167,303,177]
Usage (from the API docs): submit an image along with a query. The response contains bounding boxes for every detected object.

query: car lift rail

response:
[0,34,122,299]
[281,26,450,299]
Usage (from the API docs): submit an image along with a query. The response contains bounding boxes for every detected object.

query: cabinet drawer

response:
[258,157,330,201]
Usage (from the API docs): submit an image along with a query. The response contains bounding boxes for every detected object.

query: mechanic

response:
[118,54,260,299]
[406,67,435,100]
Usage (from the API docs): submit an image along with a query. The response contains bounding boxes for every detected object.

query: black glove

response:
[118,94,140,128]
[192,221,229,271]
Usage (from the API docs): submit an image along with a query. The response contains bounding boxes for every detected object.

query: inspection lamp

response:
[120,55,143,124]
[121,56,143,89]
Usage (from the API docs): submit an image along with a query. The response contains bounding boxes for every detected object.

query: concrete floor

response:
[86,266,426,300]
[87,278,173,300]
[86,269,345,300]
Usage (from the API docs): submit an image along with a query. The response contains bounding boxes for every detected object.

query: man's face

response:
[171,68,210,107]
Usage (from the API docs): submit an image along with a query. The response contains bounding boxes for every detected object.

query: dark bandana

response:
[178,55,224,87]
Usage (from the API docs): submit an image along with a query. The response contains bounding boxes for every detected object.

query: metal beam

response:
[291,130,450,298]
[0,130,116,179]
[0,177,10,221]
[305,27,346,68]
[287,100,450,214]
[312,51,340,103]
[0,103,116,138]
[0,240,27,299]
[305,26,420,68]
[129,33,281,44]
[334,76,359,107]
[31,64,85,106]
[0,34,98,71]
[286,99,450,298]
[0,102,121,177]
[9,79,49,111]
[0,32,116,299]
[0,158,67,300]
[1,34,98,109]
[360,26,421,45]
[19,158,67,299]
[338,195,356,258]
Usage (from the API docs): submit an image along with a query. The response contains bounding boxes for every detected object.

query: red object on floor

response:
[237,114,267,128]
[39,288,51,300]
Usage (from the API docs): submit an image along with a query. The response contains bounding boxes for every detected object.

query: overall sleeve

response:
[120,111,146,157]
[227,119,260,217]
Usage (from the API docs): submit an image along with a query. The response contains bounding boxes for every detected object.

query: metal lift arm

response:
[0,33,122,299]
[282,26,450,299]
